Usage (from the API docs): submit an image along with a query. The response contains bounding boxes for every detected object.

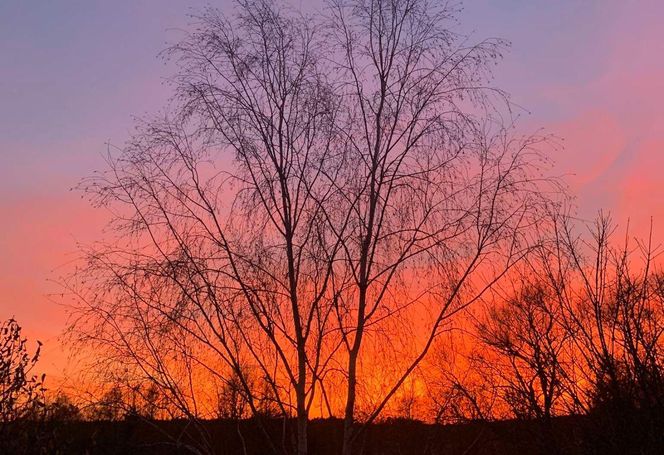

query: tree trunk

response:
[342,346,361,455]
[296,361,308,455]
[297,408,308,455]
[295,333,308,455]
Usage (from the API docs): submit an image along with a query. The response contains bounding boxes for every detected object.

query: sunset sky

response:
[1,0,663,383]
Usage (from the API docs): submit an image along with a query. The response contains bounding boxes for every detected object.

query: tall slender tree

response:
[325,0,555,452]
[68,2,340,453]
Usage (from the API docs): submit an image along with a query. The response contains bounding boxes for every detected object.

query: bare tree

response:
[324,0,556,452]
[216,368,251,421]
[476,280,571,421]
[462,212,662,452]
[0,318,44,423]
[540,214,664,411]
[425,332,498,424]
[65,1,558,454]
[66,2,341,453]
[471,279,571,454]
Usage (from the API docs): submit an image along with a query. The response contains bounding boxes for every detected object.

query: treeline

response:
[4,219,662,452]
[2,246,664,454]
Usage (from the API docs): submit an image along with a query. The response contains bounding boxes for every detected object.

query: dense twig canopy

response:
[64,1,563,454]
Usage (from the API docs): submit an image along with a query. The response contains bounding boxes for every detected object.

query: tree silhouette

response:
[0,318,44,423]
[65,1,558,453]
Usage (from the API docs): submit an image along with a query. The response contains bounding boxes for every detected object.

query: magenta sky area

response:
[1,0,663,382]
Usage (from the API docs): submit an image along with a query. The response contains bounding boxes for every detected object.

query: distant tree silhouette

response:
[517,213,664,452]
[477,281,570,421]
[43,394,81,422]
[216,368,251,420]
[89,386,125,421]
[426,334,499,424]
[420,212,664,453]
[0,318,47,453]
[0,318,44,423]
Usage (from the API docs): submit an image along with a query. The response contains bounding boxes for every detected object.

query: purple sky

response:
[1,0,663,381]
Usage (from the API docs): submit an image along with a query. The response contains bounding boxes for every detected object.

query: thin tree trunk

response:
[342,348,359,455]
[296,348,308,455]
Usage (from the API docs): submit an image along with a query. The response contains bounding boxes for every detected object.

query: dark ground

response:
[1,411,663,454]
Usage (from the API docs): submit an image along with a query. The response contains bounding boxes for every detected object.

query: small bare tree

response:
[216,368,251,420]
[0,318,44,423]
[493,212,664,452]
[541,214,664,412]
[477,280,571,421]
[425,333,498,424]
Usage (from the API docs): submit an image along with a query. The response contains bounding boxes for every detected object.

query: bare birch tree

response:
[67,2,340,454]
[324,0,557,452]
[66,1,559,454]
